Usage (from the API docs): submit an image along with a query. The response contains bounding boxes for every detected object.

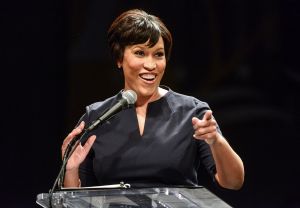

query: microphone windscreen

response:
[122,90,137,105]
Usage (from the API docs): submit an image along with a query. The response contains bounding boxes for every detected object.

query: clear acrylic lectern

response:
[36,186,231,208]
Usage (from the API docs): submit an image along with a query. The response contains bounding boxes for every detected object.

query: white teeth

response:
[140,74,155,80]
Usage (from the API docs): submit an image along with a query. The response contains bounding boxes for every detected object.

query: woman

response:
[62,9,244,189]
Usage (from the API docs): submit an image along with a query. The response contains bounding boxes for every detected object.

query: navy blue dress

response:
[78,87,219,187]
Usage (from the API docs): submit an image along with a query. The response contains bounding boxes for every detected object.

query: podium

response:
[36,186,231,208]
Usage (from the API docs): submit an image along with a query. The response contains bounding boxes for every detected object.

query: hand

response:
[192,110,218,145]
[61,121,96,171]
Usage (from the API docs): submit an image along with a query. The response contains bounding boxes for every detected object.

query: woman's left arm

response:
[192,110,244,190]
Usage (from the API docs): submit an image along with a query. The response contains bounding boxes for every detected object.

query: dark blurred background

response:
[1,0,299,207]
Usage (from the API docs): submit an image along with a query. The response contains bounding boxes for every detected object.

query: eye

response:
[134,50,145,56]
[155,51,165,58]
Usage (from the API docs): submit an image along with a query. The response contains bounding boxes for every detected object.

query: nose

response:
[143,60,156,70]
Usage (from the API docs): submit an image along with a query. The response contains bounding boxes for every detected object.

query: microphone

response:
[86,89,137,131]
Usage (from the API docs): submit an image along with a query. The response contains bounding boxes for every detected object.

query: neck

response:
[135,87,167,107]
[136,91,159,107]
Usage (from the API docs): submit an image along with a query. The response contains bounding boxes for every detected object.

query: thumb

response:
[203,110,212,121]
[192,117,199,125]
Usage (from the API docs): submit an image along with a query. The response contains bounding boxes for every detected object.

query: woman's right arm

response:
[61,121,96,187]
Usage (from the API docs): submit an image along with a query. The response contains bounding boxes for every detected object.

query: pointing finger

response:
[203,110,212,121]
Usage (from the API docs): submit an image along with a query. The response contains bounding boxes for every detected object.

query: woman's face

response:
[118,36,166,102]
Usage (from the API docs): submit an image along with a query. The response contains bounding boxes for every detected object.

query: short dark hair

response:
[108,9,173,65]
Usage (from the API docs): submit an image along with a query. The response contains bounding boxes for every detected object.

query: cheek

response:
[123,62,140,79]
[158,61,166,73]
[126,58,143,71]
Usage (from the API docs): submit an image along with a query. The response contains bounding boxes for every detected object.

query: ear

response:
[117,60,122,69]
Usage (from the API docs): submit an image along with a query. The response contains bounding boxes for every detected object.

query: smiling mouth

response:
[139,74,157,82]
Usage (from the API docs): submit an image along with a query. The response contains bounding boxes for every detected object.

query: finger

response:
[203,110,212,121]
[194,125,217,136]
[193,131,216,140]
[192,117,199,126]
[192,117,209,129]
[82,135,96,155]
[65,135,95,167]
[71,121,85,137]
[62,121,86,155]
[71,121,85,136]
[63,121,85,145]
[192,111,214,129]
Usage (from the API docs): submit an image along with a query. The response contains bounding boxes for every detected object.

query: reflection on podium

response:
[36,186,231,208]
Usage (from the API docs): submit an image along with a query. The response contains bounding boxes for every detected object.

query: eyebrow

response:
[131,45,164,51]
